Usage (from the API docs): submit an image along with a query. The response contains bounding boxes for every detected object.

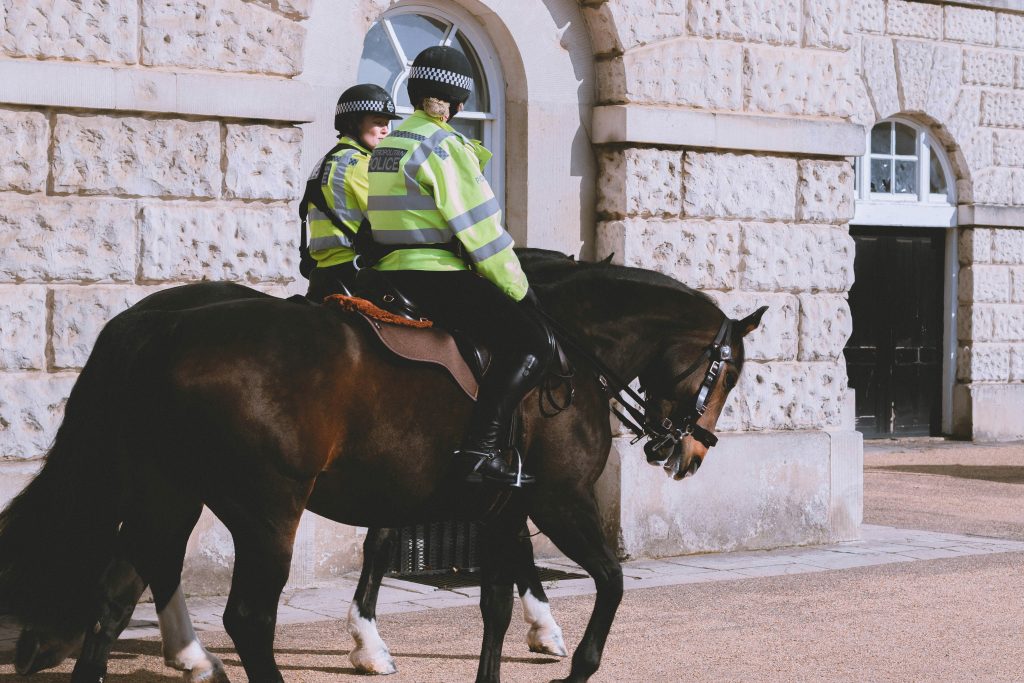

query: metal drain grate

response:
[389,520,481,575]
[389,566,588,591]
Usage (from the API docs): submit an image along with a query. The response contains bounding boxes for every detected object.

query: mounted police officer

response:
[302,84,401,301]
[366,46,553,487]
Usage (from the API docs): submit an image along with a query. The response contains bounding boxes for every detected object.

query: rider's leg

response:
[384,271,554,485]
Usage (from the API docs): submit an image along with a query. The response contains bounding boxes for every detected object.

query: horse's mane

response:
[536,257,716,309]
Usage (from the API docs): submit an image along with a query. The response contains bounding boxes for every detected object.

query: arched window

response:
[853,118,956,227]
[357,6,504,200]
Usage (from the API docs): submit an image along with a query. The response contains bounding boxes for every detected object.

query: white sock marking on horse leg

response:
[522,589,567,657]
[347,602,397,675]
[157,586,225,681]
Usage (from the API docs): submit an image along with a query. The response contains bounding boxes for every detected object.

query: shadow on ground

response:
[870,465,1024,484]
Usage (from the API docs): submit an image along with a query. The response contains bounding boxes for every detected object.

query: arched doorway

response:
[846,118,958,438]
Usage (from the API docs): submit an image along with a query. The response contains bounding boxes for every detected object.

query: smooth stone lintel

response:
[593,105,867,157]
[958,204,1024,229]
[942,0,1024,12]
[0,59,316,123]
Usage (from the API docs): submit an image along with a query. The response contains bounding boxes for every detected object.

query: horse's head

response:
[639,305,767,480]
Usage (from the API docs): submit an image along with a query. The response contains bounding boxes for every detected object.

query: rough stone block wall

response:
[596,150,855,432]
[857,1,1024,207]
[0,107,301,461]
[586,0,858,119]
[958,227,1024,383]
[0,0,307,463]
[2,0,306,70]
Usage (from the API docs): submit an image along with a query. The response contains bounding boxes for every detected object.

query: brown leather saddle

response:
[325,293,484,400]
[296,268,569,411]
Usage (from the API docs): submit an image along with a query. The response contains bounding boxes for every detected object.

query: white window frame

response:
[364,3,506,210]
[852,117,959,435]
[854,118,957,228]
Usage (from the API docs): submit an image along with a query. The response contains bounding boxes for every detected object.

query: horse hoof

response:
[14,630,40,675]
[350,647,398,675]
[185,662,231,683]
[527,625,568,658]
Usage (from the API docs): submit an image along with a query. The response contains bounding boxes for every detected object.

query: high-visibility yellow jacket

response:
[366,110,529,301]
[307,136,369,268]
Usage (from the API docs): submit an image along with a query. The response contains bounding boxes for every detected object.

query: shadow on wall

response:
[545,0,598,258]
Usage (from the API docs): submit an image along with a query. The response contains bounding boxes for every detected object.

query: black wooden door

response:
[844,227,946,438]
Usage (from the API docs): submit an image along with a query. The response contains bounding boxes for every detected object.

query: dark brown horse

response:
[7,250,576,681]
[0,259,763,683]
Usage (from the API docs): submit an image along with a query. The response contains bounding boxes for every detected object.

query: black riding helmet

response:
[334,83,400,135]
[407,46,474,107]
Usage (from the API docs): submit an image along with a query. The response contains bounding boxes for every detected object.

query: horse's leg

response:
[217,483,310,683]
[513,524,567,657]
[532,493,623,683]
[475,516,522,683]
[69,540,147,683]
[121,495,228,683]
[70,493,226,683]
[157,583,228,682]
[348,527,399,674]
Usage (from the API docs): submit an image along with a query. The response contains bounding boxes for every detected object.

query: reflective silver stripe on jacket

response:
[309,150,365,230]
[367,127,460,245]
[309,234,351,251]
[373,227,453,244]
[367,193,437,211]
[466,231,513,263]
[402,128,455,196]
[448,196,500,234]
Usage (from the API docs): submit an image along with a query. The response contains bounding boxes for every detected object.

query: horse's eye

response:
[724,374,737,389]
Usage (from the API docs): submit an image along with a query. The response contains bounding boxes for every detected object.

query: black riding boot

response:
[455,353,543,487]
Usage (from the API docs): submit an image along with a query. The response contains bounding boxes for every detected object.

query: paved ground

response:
[864,438,1024,541]
[2,438,1023,681]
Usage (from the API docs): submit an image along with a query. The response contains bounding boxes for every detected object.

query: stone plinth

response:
[596,430,863,559]
[954,383,1024,441]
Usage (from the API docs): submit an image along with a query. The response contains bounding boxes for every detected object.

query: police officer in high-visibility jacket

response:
[304,84,401,302]
[367,46,553,487]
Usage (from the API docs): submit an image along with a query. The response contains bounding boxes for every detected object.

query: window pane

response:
[394,72,411,109]
[895,159,917,194]
[450,118,483,143]
[452,31,488,112]
[357,22,404,95]
[894,123,915,155]
[871,123,891,154]
[870,158,892,193]
[390,14,448,63]
[929,151,948,195]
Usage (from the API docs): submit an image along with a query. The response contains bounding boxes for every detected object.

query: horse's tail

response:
[0,310,158,637]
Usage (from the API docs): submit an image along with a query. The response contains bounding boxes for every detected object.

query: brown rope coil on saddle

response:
[325,294,433,329]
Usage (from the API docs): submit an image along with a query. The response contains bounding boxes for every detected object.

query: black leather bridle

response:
[637,317,733,463]
[537,310,734,459]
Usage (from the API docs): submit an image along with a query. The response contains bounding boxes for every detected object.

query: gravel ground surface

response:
[2,438,1022,682]
[864,438,1024,541]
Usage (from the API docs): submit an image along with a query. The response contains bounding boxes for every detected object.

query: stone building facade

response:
[1,0,1023,588]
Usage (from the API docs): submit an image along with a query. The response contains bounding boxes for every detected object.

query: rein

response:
[533,308,733,456]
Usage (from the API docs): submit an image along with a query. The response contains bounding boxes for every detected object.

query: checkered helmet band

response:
[408,66,473,93]
[335,99,395,116]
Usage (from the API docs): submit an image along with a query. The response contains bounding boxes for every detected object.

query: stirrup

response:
[455,449,535,487]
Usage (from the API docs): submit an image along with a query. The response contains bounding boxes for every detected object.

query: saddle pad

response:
[326,296,478,400]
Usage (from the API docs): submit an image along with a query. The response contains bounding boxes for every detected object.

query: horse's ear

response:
[737,306,768,337]
[600,253,615,264]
